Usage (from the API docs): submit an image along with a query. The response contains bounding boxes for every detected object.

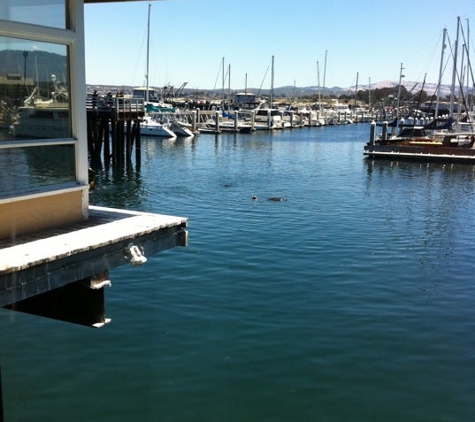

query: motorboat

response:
[170,118,194,137]
[253,108,284,130]
[140,114,176,138]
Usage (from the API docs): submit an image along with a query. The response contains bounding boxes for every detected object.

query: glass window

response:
[0,144,75,197]
[0,36,71,140]
[0,0,67,29]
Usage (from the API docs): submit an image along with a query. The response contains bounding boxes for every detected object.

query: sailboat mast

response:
[317,61,322,111]
[435,27,447,119]
[396,63,404,119]
[145,3,151,104]
[221,57,225,105]
[354,72,359,109]
[458,43,466,124]
[368,77,371,110]
[466,19,473,122]
[449,17,461,120]
[323,50,327,90]
[270,55,274,108]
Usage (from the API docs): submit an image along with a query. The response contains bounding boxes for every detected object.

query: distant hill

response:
[270,81,452,99]
[86,80,454,100]
[0,50,67,84]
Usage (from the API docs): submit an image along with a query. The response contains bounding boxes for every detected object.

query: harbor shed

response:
[0,0,187,327]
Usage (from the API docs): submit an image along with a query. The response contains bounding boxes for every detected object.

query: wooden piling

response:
[370,121,376,145]
[191,110,197,133]
[86,98,145,168]
[134,119,141,168]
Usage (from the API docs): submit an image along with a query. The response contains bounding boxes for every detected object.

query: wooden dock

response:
[86,97,145,166]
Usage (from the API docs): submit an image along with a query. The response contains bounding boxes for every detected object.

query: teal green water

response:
[2,124,475,421]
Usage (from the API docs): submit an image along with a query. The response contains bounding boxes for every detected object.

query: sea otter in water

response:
[250,196,286,201]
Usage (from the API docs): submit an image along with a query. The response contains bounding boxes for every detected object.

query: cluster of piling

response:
[86,98,144,167]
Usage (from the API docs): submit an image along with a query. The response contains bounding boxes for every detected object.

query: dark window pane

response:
[0,144,75,197]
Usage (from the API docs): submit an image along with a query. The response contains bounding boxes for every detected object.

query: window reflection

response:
[0,0,67,29]
[0,144,76,197]
[0,37,71,140]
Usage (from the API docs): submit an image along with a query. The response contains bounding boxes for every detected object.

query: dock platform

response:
[0,206,187,326]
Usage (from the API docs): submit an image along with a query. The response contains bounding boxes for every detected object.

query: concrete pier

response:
[0,206,187,327]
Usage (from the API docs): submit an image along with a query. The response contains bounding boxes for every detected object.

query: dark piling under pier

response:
[86,97,145,168]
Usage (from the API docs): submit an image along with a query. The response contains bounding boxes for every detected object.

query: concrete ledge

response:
[0,206,188,307]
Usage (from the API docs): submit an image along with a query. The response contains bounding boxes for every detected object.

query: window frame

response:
[0,0,88,206]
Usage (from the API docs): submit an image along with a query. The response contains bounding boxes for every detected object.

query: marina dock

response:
[87,96,145,165]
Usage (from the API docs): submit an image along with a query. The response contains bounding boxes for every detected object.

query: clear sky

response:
[84,0,473,90]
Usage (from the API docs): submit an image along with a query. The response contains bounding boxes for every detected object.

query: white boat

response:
[170,119,194,137]
[254,108,284,130]
[144,111,194,137]
[140,114,176,138]
[136,5,188,139]
[204,112,255,133]
[132,86,162,107]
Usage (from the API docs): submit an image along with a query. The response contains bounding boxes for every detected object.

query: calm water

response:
[2,124,475,422]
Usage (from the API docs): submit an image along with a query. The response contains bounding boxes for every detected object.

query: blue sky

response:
[84,0,473,90]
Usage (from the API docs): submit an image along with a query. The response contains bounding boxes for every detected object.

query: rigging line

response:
[430,48,452,99]
[459,41,475,89]
[446,25,474,126]
[455,71,474,130]
[408,81,420,93]
[464,50,475,90]
[257,59,271,97]
[464,44,474,83]
[212,59,222,92]
[224,65,230,89]
[419,30,445,81]
[427,54,452,103]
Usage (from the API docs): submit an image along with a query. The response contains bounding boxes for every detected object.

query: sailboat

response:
[364,18,475,163]
[252,56,285,130]
[137,4,176,138]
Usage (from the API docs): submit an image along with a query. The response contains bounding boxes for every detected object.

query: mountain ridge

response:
[86,80,453,99]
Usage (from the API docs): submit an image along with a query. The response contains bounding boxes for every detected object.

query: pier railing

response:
[86,97,146,119]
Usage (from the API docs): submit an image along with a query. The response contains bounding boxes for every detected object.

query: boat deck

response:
[364,144,475,163]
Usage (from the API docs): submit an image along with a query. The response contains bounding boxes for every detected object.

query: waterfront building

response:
[0,0,187,327]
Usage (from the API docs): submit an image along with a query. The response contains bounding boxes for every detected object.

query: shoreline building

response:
[0,0,187,327]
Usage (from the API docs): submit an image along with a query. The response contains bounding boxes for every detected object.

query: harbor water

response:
[1,124,475,421]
